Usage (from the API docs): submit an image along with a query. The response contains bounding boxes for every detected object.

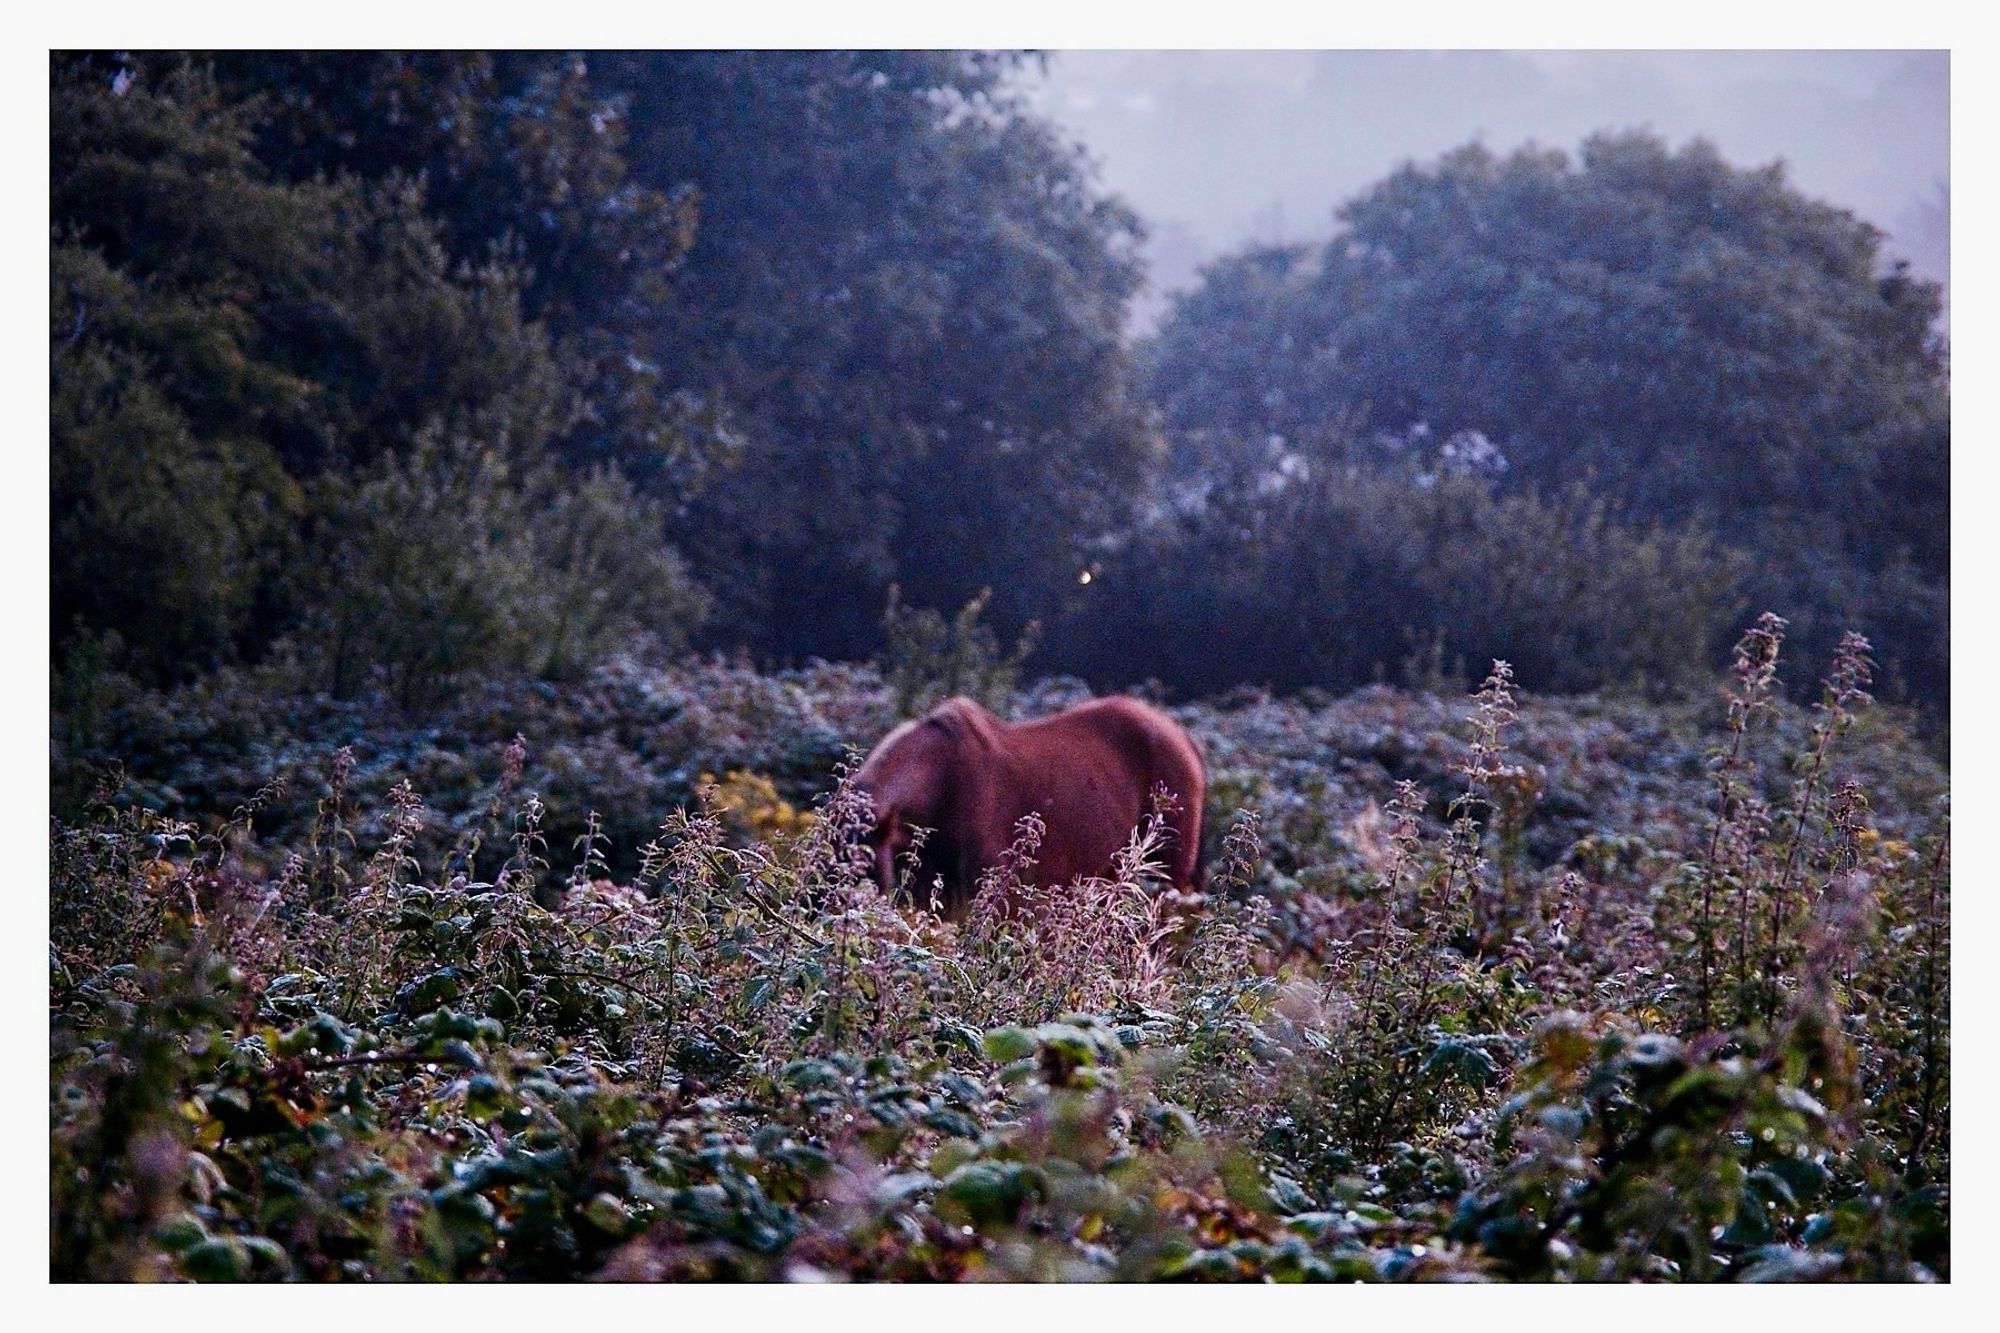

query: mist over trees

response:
[1143,135,1948,703]
[51,52,1949,716]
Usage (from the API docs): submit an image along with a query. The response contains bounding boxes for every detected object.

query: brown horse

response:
[853,695,1205,915]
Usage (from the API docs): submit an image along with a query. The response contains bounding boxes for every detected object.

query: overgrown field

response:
[51,623,1949,1281]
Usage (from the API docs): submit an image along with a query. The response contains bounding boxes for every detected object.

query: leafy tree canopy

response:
[1147,132,1948,702]
[1151,133,1944,555]
[600,51,1154,657]
[51,53,701,687]
[206,51,1154,660]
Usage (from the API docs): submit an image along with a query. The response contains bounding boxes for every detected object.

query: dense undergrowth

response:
[51,620,1948,1281]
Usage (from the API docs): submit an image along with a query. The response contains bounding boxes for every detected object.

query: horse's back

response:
[1007,696,1205,887]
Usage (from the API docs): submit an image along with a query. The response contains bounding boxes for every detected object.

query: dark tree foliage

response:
[1043,433,1739,701]
[204,51,717,486]
[52,55,1946,717]
[209,51,1152,662]
[51,52,702,690]
[1147,133,1949,706]
[593,51,1152,658]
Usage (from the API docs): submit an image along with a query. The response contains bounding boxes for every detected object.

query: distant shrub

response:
[1046,444,1739,701]
[296,434,707,708]
[879,585,1039,717]
[516,465,711,681]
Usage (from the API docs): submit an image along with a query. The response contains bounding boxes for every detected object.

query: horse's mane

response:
[862,716,925,767]
[924,696,1000,747]
[857,698,996,785]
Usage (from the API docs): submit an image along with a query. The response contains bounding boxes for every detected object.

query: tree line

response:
[51,52,1948,714]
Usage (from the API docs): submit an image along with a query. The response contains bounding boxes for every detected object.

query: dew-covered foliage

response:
[51,621,1947,1282]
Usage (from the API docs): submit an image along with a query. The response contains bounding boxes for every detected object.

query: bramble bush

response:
[51,616,1947,1281]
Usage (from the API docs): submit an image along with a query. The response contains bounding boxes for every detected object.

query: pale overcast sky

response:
[1019,50,1949,330]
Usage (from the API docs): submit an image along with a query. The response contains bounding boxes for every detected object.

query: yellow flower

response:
[709,768,818,845]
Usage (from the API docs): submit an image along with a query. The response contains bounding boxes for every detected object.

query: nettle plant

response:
[1452,619,1950,1281]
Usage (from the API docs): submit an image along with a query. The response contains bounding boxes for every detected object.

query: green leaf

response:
[177,1237,247,1282]
[937,1159,1041,1229]
[981,1026,1036,1063]
[582,1192,632,1234]
[464,1074,507,1119]
[1267,1173,1315,1216]
[1422,1038,1500,1085]
[439,1038,485,1070]
[237,1235,291,1273]
[150,1214,208,1254]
